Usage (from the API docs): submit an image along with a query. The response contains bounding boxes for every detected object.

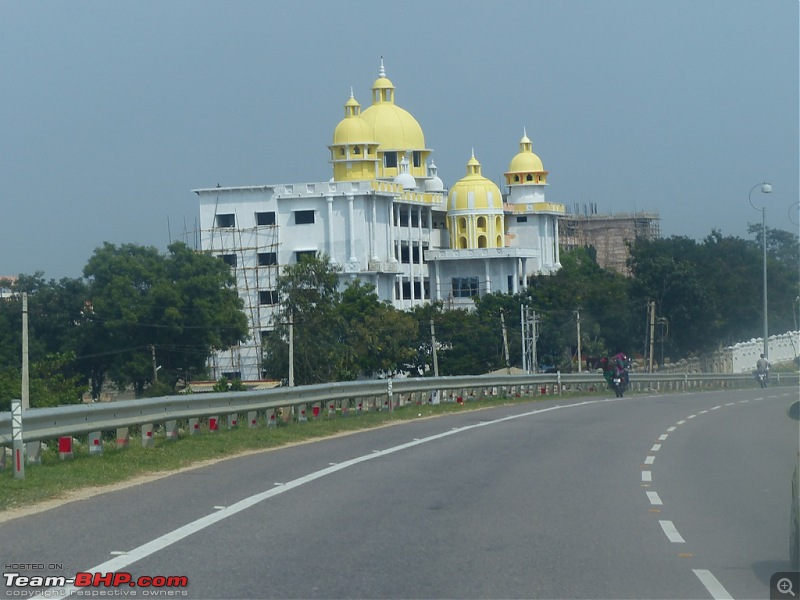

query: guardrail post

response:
[88,431,103,455]
[312,403,321,418]
[141,424,155,448]
[188,418,200,435]
[11,399,24,479]
[248,411,258,428]
[116,427,130,448]
[209,416,219,432]
[227,413,238,429]
[341,399,350,417]
[356,400,363,415]
[328,401,336,417]
[266,409,277,428]
[0,446,6,469]
[298,404,308,423]
[165,420,179,440]
[58,437,73,460]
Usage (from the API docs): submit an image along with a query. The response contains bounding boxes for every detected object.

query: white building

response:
[195,62,565,381]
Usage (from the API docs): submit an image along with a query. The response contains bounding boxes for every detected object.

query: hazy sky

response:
[1,1,797,280]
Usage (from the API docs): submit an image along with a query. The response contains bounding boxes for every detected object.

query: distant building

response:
[559,208,660,274]
[194,62,565,381]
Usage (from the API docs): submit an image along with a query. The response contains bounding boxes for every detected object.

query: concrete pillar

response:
[141,424,155,448]
[227,414,238,429]
[248,411,258,428]
[266,408,277,428]
[341,399,349,417]
[209,416,219,432]
[88,431,103,455]
[58,437,73,460]
[298,404,308,423]
[0,446,5,469]
[328,402,336,417]
[116,427,130,448]
[165,420,179,440]
[188,418,200,435]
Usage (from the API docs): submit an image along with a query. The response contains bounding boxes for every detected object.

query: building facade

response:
[195,63,565,380]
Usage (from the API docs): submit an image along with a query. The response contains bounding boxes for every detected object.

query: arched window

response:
[478,235,488,248]
[353,146,361,155]
[458,217,467,233]
[477,216,487,232]
[514,175,520,182]
[526,174,533,182]
[458,236,467,249]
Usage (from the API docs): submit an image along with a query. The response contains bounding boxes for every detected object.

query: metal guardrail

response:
[1,372,797,447]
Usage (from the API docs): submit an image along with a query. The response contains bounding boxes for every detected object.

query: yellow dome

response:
[448,152,503,212]
[360,103,425,150]
[333,114,373,145]
[507,133,544,172]
[505,131,548,186]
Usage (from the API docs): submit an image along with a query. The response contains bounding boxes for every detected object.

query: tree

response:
[82,242,249,397]
[262,254,344,385]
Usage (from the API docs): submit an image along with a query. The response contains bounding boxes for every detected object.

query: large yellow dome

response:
[448,152,504,212]
[360,103,426,150]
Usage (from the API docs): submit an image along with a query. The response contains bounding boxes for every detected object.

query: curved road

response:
[1,387,797,599]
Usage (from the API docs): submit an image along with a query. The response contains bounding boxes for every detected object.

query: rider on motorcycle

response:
[755,353,770,387]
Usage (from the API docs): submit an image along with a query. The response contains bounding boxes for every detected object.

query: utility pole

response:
[648,301,656,372]
[288,310,294,387]
[150,345,158,383]
[500,311,510,374]
[575,308,582,373]
[430,317,439,377]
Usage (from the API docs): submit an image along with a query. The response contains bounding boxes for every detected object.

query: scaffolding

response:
[203,207,281,381]
[559,209,660,274]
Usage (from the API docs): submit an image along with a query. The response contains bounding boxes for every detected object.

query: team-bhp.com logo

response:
[4,572,188,596]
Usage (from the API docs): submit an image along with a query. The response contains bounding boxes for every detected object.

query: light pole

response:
[749,182,772,359]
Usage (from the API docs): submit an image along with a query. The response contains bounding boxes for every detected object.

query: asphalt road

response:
[1,386,798,599]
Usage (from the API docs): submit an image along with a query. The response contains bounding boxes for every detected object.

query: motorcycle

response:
[754,369,769,388]
[610,369,628,397]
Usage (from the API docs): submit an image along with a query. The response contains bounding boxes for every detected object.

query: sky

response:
[1,0,797,281]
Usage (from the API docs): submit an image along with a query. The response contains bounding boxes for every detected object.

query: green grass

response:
[0,394,548,514]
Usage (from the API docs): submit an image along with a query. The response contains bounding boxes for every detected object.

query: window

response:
[452,277,479,298]
[516,216,528,223]
[220,254,237,267]
[256,211,276,226]
[295,250,316,263]
[413,151,421,168]
[353,145,361,155]
[294,210,315,225]
[258,252,277,266]
[259,290,279,305]
[384,152,397,169]
[216,214,235,228]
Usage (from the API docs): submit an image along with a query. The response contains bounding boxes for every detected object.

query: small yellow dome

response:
[448,152,503,212]
[507,132,544,173]
[333,115,373,145]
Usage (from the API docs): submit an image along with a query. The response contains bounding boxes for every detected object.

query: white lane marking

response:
[651,444,661,452]
[644,455,655,464]
[711,405,721,410]
[677,420,686,425]
[646,491,663,505]
[725,402,735,406]
[667,426,676,432]
[693,569,734,600]
[699,410,708,414]
[658,434,668,441]
[31,399,614,599]
[642,471,652,482]
[658,520,685,543]
[687,414,696,419]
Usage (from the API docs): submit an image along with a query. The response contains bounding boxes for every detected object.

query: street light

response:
[749,181,772,359]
